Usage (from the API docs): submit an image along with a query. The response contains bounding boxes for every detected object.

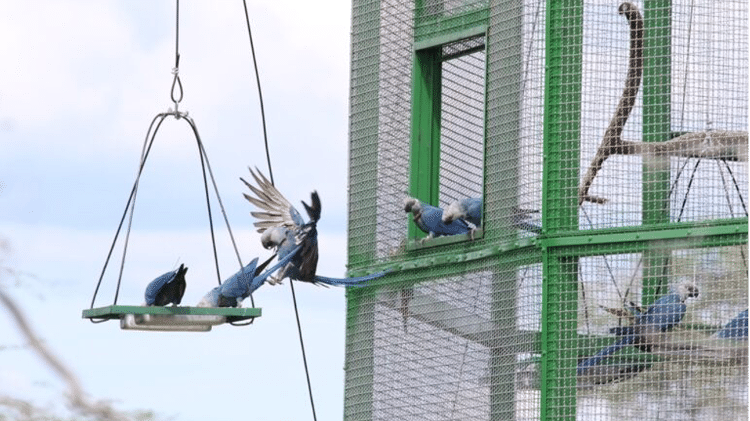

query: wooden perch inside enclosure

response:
[579,130,749,204]
[577,2,748,205]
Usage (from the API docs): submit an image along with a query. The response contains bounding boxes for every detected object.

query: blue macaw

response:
[715,309,748,339]
[242,168,388,286]
[144,264,188,306]
[404,197,471,241]
[197,245,301,308]
[577,283,699,376]
[442,197,482,227]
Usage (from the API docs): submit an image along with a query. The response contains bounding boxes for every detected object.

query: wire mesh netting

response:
[345,0,747,419]
[439,36,485,209]
[578,1,748,229]
[572,243,748,419]
[345,258,544,420]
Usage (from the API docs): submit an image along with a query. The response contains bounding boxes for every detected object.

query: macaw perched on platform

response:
[404,197,471,242]
[715,309,748,339]
[145,264,188,306]
[242,168,388,286]
[442,197,482,227]
[577,283,699,376]
[197,245,301,308]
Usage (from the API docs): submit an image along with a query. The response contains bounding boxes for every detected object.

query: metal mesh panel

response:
[578,1,748,230]
[415,0,489,42]
[439,37,485,208]
[372,271,493,420]
[485,0,545,241]
[570,244,748,419]
[514,0,546,239]
[346,258,543,420]
[374,0,413,259]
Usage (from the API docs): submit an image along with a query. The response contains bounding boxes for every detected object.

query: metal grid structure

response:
[345,0,747,419]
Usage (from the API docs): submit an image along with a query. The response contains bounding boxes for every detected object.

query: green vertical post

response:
[347,0,381,268]
[541,0,582,419]
[409,48,443,241]
[344,0,380,417]
[343,288,376,420]
[485,0,522,417]
[642,0,672,305]
[485,0,522,244]
[541,252,579,420]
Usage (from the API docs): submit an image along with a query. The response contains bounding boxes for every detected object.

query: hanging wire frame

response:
[82,110,260,331]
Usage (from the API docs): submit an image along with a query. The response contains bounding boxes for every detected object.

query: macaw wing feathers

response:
[242,167,305,232]
[145,264,188,306]
[254,253,277,276]
[297,236,319,282]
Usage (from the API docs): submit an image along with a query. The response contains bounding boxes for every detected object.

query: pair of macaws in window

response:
[404,196,542,240]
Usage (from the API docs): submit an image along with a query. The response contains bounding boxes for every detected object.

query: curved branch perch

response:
[579,2,643,205]
[579,3,748,205]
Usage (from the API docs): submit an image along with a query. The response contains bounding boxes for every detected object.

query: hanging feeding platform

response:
[83,1,264,331]
[81,101,264,331]
[82,305,262,331]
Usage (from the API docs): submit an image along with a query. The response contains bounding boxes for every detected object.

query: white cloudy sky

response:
[0,1,354,420]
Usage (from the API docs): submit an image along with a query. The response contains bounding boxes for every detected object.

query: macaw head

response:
[261,226,289,250]
[404,197,423,221]
[677,283,699,301]
[442,201,463,223]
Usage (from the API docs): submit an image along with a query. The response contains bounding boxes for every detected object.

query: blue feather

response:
[144,264,188,306]
[198,245,302,307]
[405,198,470,239]
[578,284,698,376]
[716,309,748,339]
[444,197,482,227]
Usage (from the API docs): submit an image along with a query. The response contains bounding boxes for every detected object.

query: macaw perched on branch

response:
[404,197,471,241]
[577,283,699,376]
[442,197,482,227]
[715,309,748,339]
[145,264,188,306]
[197,245,301,308]
[242,168,388,286]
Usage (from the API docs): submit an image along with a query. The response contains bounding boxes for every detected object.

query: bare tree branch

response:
[0,285,133,420]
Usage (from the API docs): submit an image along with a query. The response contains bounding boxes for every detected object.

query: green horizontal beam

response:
[414,22,487,50]
[82,305,261,320]
[349,237,538,277]
[405,228,484,250]
[540,219,748,250]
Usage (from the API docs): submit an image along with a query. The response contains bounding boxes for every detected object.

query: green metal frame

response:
[345,0,747,419]
[541,0,582,419]
[408,46,443,244]
[408,33,490,244]
[641,0,673,306]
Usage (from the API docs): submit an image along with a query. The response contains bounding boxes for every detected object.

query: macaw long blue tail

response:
[312,270,389,287]
[577,335,634,376]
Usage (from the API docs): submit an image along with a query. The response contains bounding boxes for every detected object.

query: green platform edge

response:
[82,305,262,320]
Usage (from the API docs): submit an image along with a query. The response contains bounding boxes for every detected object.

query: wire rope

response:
[241,1,317,418]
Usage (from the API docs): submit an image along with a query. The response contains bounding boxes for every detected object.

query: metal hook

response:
[170,53,183,113]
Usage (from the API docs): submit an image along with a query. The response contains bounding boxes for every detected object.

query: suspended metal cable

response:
[241,1,317,419]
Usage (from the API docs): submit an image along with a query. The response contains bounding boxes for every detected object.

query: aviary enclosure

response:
[343,0,748,420]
